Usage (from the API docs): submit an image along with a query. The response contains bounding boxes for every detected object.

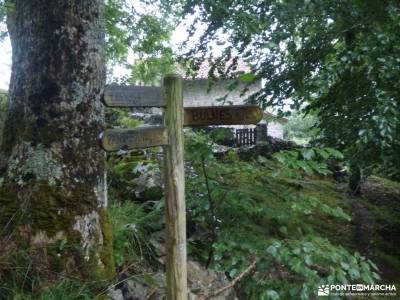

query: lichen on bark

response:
[7,143,63,186]
[0,0,115,285]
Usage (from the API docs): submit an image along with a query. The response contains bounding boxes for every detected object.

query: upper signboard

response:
[103,85,165,107]
[101,126,168,151]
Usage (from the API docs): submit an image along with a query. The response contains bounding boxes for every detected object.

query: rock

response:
[109,263,237,300]
[187,260,236,300]
[238,137,300,160]
[130,108,163,125]
[108,288,124,300]
[152,272,167,289]
[109,249,237,300]
[149,230,167,262]
[129,161,163,201]
[108,149,164,202]
[126,278,152,299]
[212,144,232,154]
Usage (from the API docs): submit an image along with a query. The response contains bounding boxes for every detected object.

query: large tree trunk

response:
[0,0,114,285]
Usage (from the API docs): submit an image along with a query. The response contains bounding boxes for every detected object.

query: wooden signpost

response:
[101,78,263,300]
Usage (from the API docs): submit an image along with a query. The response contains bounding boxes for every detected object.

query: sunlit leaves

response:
[105,0,176,84]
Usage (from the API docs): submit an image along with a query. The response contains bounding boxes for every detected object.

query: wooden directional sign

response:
[103,85,165,107]
[101,126,168,151]
[184,105,263,126]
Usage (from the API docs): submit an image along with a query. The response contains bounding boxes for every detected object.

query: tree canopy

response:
[104,0,177,84]
[0,0,177,85]
[171,0,400,179]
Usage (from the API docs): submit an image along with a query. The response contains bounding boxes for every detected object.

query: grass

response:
[108,198,163,271]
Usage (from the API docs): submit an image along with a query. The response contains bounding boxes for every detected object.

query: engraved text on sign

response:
[184,105,263,126]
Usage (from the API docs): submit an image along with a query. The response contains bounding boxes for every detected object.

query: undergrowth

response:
[2,129,397,299]
[185,129,380,300]
[109,198,163,271]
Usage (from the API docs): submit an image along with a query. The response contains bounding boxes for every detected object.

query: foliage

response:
[0,249,99,299]
[105,108,142,129]
[203,127,236,147]
[0,0,177,84]
[109,198,163,269]
[105,108,164,268]
[0,0,8,42]
[105,0,177,84]
[35,280,96,300]
[172,0,400,181]
[127,12,176,85]
[185,130,379,299]
[107,149,163,203]
[273,147,343,176]
[283,111,318,145]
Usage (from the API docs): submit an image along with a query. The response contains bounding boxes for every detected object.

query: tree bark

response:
[0,0,114,284]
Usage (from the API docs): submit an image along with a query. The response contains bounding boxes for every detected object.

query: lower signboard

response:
[101,126,168,151]
[184,105,263,126]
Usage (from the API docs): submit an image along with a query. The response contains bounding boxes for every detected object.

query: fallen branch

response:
[198,258,257,300]
[145,288,157,300]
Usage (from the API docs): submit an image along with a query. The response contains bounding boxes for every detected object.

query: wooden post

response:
[163,74,187,300]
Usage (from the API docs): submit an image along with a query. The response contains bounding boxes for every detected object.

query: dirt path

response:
[352,201,375,258]
[339,178,400,282]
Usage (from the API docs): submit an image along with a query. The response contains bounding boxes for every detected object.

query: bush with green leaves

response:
[185,130,379,299]
[273,147,344,176]
[283,111,319,145]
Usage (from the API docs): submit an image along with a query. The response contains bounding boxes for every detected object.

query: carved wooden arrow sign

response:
[101,126,168,151]
[103,85,165,107]
[103,87,263,127]
[183,105,263,126]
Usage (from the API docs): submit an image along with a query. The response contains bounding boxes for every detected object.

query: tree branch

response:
[198,257,257,300]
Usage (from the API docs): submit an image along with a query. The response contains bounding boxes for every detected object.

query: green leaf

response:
[229,268,237,278]
[263,290,280,300]
[239,73,256,83]
[302,149,315,160]
[349,267,360,280]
